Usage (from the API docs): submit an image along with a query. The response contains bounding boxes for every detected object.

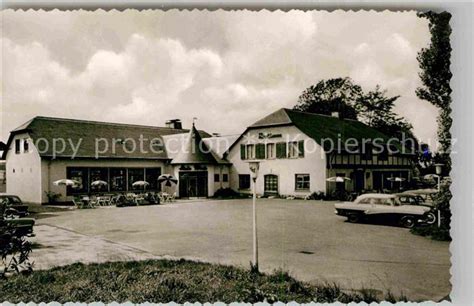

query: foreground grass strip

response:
[0,259,400,303]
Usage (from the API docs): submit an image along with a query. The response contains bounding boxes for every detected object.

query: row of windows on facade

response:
[240,141,405,162]
[329,154,411,165]
[238,173,310,190]
[65,167,162,195]
[240,141,305,160]
[15,138,29,154]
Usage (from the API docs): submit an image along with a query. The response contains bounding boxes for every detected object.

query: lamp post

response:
[247,160,260,271]
[434,163,444,192]
[434,163,444,227]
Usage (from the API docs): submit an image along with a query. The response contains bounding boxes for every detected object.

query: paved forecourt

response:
[35,198,451,301]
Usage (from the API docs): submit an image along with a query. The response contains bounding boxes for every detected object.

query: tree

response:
[416,11,452,169]
[356,86,418,153]
[294,77,361,119]
[295,79,418,153]
[355,86,399,126]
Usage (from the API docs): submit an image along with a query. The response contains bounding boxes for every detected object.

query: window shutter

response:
[298,140,305,157]
[240,144,246,160]
[256,143,265,159]
[276,142,287,159]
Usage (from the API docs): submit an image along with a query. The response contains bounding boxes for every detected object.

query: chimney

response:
[166,119,182,129]
[331,111,340,118]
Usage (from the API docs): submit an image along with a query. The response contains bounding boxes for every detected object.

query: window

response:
[266,143,275,159]
[295,174,310,190]
[23,139,29,153]
[335,173,346,191]
[145,168,162,190]
[298,140,305,157]
[66,167,88,195]
[288,142,299,158]
[214,173,220,182]
[90,168,109,192]
[223,174,228,182]
[276,142,287,159]
[264,175,278,194]
[255,143,266,159]
[110,168,126,191]
[245,144,255,160]
[239,174,251,189]
[240,144,246,160]
[128,168,145,190]
[15,139,20,154]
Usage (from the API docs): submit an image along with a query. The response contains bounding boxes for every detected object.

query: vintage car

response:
[402,189,438,205]
[1,198,35,237]
[0,195,30,217]
[334,193,435,228]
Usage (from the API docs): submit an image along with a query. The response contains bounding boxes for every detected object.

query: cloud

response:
[1,10,438,146]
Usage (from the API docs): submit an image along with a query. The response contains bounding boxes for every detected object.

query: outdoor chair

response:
[110,195,120,205]
[158,192,167,203]
[72,197,83,208]
[168,192,176,202]
[80,196,95,208]
[134,194,145,205]
[97,196,111,206]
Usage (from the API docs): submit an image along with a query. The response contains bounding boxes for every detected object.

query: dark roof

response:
[170,124,221,164]
[227,108,402,153]
[2,116,211,160]
[283,109,395,150]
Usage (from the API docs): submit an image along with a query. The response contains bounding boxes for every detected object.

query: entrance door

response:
[354,170,365,192]
[264,174,278,195]
[179,171,208,198]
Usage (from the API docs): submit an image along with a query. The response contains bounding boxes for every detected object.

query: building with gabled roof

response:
[225,108,414,197]
[2,108,415,203]
[163,124,231,198]
[2,116,224,203]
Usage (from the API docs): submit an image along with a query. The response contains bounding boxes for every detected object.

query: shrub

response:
[0,224,33,278]
[44,191,61,204]
[411,184,451,241]
[307,191,325,200]
[213,188,242,199]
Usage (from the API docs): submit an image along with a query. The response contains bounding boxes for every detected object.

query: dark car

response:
[0,195,29,217]
[1,198,35,237]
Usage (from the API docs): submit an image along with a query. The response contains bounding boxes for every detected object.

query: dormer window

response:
[23,139,29,153]
[15,139,21,154]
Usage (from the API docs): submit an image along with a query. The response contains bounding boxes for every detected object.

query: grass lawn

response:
[0,259,405,303]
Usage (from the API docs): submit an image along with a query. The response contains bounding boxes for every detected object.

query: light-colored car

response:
[334,193,435,228]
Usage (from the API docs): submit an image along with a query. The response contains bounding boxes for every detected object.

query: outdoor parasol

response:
[158,174,178,187]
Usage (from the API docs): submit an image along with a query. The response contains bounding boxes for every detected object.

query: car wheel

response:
[424,212,437,224]
[400,216,416,228]
[347,213,361,223]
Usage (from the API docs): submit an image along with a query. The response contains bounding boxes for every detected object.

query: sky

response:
[0,10,439,147]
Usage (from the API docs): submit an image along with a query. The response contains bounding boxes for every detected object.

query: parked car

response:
[0,195,30,217]
[395,192,433,207]
[0,198,35,237]
[401,189,438,205]
[334,193,434,228]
